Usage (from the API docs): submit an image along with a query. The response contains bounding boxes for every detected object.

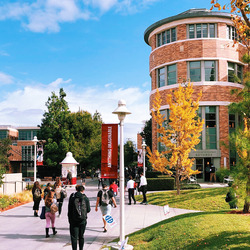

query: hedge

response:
[147,177,175,191]
[146,171,163,178]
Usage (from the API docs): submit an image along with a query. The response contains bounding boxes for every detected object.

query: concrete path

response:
[0,179,203,250]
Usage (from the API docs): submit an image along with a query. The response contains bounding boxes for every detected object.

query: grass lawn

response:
[136,187,245,211]
[128,211,250,250]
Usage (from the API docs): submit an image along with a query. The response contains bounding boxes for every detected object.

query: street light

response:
[32,136,38,182]
[142,140,146,177]
[112,100,131,246]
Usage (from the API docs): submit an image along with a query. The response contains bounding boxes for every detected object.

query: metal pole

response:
[143,147,146,177]
[34,142,37,182]
[119,119,125,243]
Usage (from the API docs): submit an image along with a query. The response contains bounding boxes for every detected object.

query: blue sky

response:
[0,0,229,144]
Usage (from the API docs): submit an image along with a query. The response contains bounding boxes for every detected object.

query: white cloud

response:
[0,72,14,85]
[0,50,9,56]
[0,78,150,143]
[0,0,159,32]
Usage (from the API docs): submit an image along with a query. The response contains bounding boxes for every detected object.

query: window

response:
[195,107,202,150]
[157,64,177,87]
[0,130,8,139]
[188,23,217,39]
[228,62,243,83]
[157,27,176,47]
[227,25,238,40]
[189,61,201,82]
[205,106,217,149]
[188,61,217,82]
[18,129,38,140]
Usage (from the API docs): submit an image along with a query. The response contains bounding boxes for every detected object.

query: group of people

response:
[31,172,148,249]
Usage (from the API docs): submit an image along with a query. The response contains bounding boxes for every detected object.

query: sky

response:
[0,0,229,144]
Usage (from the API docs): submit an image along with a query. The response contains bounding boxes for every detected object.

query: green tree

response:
[0,138,11,186]
[140,118,152,151]
[39,88,72,169]
[124,140,138,168]
[228,54,250,213]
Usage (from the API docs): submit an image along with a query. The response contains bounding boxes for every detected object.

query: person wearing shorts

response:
[95,184,117,232]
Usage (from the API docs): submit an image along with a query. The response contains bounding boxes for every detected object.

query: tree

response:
[211,1,250,50]
[147,83,204,195]
[140,118,152,151]
[0,138,11,186]
[124,140,138,168]
[228,54,250,212]
[39,88,71,169]
[39,89,103,175]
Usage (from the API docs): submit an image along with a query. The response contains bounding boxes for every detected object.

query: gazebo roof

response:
[60,152,79,165]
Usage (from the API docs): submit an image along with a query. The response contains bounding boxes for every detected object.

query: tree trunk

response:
[243,171,250,213]
[176,171,180,195]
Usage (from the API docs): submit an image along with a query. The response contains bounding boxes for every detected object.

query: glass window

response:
[205,106,217,149]
[189,61,201,82]
[167,64,177,85]
[195,107,202,150]
[171,28,176,42]
[205,61,216,81]
[157,33,162,47]
[189,24,195,39]
[237,65,243,81]
[166,30,171,43]
[157,27,177,47]
[209,24,215,38]
[158,67,165,87]
[202,24,208,38]
[228,62,235,82]
[196,24,202,38]
[228,62,242,83]
[188,23,216,38]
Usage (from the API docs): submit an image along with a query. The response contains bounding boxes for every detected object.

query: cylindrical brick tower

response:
[144,9,246,181]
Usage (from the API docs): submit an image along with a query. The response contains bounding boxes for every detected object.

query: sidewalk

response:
[0,179,201,250]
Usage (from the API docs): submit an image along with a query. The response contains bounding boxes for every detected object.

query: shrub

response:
[180,184,201,190]
[147,177,175,191]
[146,171,163,178]
[216,168,231,182]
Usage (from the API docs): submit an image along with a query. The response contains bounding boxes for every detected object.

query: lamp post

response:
[32,136,38,182]
[112,100,131,244]
[142,140,146,177]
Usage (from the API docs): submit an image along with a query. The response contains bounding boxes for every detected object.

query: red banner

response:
[137,149,143,167]
[101,124,118,179]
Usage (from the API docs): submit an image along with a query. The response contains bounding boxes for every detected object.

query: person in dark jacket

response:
[67,170,72,185]
[32,181,42,217]
[68,185,90,250]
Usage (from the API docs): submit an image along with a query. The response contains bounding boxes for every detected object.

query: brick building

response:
[0,125,41,178]
[144,9,246,181]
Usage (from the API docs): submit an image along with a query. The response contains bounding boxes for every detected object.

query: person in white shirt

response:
[126,176,136,205]
[139,172,148,205]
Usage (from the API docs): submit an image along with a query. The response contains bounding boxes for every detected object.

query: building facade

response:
[144,9,246,181]
[0,125,40,178]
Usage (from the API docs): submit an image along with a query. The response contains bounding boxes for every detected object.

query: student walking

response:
[139,172,148,205]
[54,177,66,217]
[109,180,118,197]
[32,181,42,217]
[44,189,58,238]
[95,184,117,232]
[127,176,136,205]
[43,183,52,200]
[68,185,90,250]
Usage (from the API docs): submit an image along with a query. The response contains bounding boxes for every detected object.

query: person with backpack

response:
[43,182,52,200]
[32,181,42,217]
[54,177,66,217]
[44,189,58,238]
[95,184,117,232]
[68,185,90,250]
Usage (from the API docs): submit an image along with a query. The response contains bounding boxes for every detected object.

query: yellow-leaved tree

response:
[147,83,204,195]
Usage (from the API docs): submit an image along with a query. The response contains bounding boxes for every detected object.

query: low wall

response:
[0,173,26,195]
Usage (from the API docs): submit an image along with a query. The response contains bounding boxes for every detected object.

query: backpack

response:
[101,190,110,206]
[50,203,58,214]
[33,188,41,200]
[71,193,87,223]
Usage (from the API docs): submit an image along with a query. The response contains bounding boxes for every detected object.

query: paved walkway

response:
[0,179,223,250]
